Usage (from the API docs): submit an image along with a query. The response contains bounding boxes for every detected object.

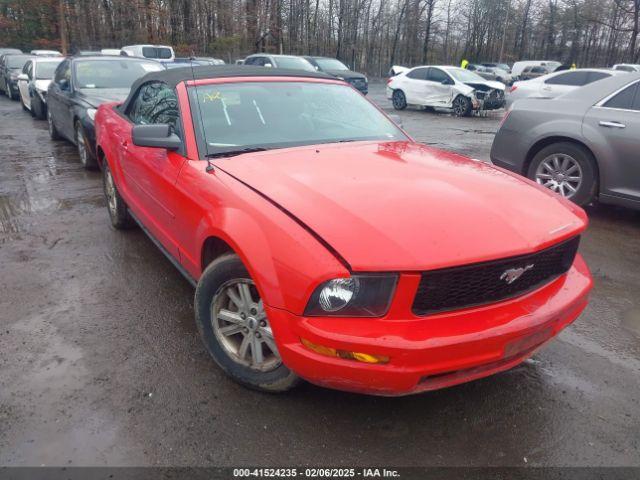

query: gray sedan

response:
[491,72,640,209]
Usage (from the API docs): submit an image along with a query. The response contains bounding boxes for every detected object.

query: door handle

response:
[599,121,626,129]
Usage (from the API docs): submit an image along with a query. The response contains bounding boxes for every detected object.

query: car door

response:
[18,61,31,108]
[120,81,187,258]
[402,67,429,105]
[425,68,455,106]
[48,60,74,139]
[583,79,640,202]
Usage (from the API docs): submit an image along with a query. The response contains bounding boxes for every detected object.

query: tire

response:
[21,98,28,112]
[102,161,135,230]
[32,95,46,120]
[392,89,407,110]
[76,121,98,169]
[47,109,62,140]
[8,86,18,101]
[194,254,299,393]
[527,142,597,206]
[452,95,472,117]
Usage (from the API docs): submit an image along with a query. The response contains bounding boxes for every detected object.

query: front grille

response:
[412,236,580,315]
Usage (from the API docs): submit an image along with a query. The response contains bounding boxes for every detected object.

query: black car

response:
[47,56,164,169]
[304,56,368,95]
[1,54,33,99]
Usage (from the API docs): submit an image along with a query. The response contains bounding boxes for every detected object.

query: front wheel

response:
[48,110,61,140]
[392,89,407,110]
[102,161,135,229]
[527,142,597,206]
[76,121,97,170]
[32,95,46,120]
[452,95,472,117]
[194,254,299,393]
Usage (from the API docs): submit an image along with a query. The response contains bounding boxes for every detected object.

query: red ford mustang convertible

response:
[95,66,592,395]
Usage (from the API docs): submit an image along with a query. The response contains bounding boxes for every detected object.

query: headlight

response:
[304,275,397,317]
[87,108,97,121]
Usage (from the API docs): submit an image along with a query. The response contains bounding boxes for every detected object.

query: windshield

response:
[7,55,31,69]
[142,47,173,59]
[274,57,316,72]
[75,59,164,89]
[189,82,407,156]
[36,60,63,79]
[315,58,349,71]
[447,68,486,82]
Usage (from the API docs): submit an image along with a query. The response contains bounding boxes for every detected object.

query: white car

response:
[511,60,561,79]
[121,44,175,62]
[507,68,623,108]
[612,63,640,72]
[386,65,506,116]
[16,57,63,119]
[100,49,122,56]
[30,50,62,57]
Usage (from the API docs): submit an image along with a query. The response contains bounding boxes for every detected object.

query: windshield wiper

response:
[205,147,269,158]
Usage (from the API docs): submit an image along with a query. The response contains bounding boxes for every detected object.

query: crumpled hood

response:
[77,88,130,108]
[465,80,505,91]
[216,141,586,271]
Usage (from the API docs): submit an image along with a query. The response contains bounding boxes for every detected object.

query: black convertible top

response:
[121,65,333,112]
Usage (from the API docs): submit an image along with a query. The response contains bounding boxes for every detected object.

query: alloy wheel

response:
[77,127,88,166]
[535,154,583,198]
[210,279,281,372]
[104,168,118,217]
[453,97,466,116]
[392,90,406,109]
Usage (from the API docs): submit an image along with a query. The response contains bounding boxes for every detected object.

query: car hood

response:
[77,89,131,108]
[216,141,586,271]
[324,69,366,80]
[464,80,505,91]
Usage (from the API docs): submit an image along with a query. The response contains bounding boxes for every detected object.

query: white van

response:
[512,60,561,79]
[120,44,175,62]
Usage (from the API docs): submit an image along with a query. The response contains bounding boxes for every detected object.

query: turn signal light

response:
[300,338,389,364]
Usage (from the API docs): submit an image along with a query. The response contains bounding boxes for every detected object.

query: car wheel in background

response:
[47,110,61,140]
[452,95,472,117]
[392,89,407,110]
[8,87,18,101]
[76,121,97,170]
[32,96,45,120]
[194,254,300,393]
[528,142,597,206]
[102,161,134,230]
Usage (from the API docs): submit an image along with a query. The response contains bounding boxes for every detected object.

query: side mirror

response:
[132,124,181,150]
[17,73,28,81]
[389,114,403,129]
[59,78,70,91]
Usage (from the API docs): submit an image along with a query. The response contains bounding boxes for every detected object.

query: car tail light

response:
[509,85,518,93]
[386,78,393,85]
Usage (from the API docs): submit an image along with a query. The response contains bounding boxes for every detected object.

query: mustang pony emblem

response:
[500,264,535,284]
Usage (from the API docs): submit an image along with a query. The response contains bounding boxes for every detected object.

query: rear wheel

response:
[195,254,299,393]
[103,161,134,229]
[392,89,407,110]
[32,95,46,120]
[452,95,472,117]
[527,142,597,206]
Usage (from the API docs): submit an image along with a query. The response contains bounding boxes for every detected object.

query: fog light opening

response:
[300,338,389,364]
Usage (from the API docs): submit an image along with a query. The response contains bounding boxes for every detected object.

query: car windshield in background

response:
[7,55,31,68]
[36,60,63,79]
[448,68,486,82]
[315,58,349,71]
[274,57,316,71]
[142,47,173,59]
[189,81,407,156]
[75,60,163,89]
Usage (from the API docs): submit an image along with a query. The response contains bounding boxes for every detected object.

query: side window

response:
[545,71,589,86]
[244,57,255,65]
[427,68,450,84]
[54,60,70,85]
[603,82,639,110]
[22,61,30,75]
[128,82,180,132]
[406,67,428,80]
